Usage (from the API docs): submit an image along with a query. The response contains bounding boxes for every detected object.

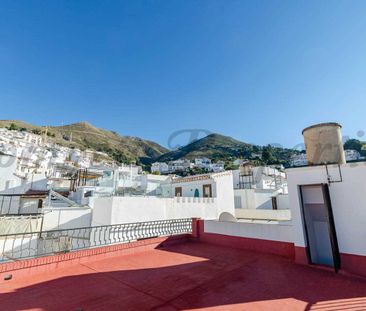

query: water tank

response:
[302,122,345,165]
[239,162,253,175]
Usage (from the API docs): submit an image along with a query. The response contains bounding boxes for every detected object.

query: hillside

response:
[0,120,300,167]
[0,120,168,164]
[158,134,250,161]
[157,133,299,166]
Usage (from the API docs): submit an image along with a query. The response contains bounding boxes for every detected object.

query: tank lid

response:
[302,122,342,135]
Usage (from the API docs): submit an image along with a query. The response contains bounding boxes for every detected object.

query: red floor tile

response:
[1,241,366,311]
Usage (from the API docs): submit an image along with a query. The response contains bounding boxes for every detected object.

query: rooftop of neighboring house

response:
[168,170,232,184]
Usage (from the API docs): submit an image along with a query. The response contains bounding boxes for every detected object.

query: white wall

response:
[213,172,235,216]
[91,196,223,226]
[171,179,216,198]
[277,194,290,210]
[204,219,293,243]
[0,155,27,194]
[158,172,235,218]
[234,189,289,210]
[42,207,92,230]
[286,162,366,256]
[167,197,217,219]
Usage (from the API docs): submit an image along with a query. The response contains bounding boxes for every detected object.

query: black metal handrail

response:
[0,218,192,262]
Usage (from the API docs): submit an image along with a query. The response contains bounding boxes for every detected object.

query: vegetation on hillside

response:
[157,133,300,167]
[0,120,168,165]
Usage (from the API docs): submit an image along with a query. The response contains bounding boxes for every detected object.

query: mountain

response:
[0,120,168,164]
[157,133,250,161]
[157,133,299,166]
[0,120,299,167]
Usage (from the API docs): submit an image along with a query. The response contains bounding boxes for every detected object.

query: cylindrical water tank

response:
[302,122,345,165]
[239,163,253,175]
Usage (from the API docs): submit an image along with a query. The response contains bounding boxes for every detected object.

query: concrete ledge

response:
[235,209,291,221]
[0,234,190,279]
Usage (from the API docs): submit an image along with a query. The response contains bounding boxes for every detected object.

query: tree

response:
[31,128,42,135]
[262,145,276,164]
[344,139,363,152]
[224,162,239,170]
[7,123,19,131]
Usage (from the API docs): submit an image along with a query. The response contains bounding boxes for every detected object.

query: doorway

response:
[175,187,182,197]
[299,184,340,270]
[194,189,200,197]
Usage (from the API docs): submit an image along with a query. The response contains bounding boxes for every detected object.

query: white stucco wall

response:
[0,155,26,194]
[169,179,217,198]
[204,219,293,243]
[277,194,290,210]
[91,196,226,226]
[42,207,92,230]
[167,197,217,219]
[286,162,366,256]
[213,172,235,216]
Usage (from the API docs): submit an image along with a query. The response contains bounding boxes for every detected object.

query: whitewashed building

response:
[232,165,289,220]
[91,171,235,225]
[195,157,211,169]
[151,162,169,174]
[290,153,308,167]
[344,149,361,162]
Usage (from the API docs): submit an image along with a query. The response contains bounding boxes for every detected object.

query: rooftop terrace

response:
[1,238,366,311]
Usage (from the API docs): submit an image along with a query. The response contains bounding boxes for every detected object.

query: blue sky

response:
[0,1,365,149]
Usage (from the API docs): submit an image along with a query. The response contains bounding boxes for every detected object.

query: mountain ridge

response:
[0,120,299,167]
[157,132,298,166]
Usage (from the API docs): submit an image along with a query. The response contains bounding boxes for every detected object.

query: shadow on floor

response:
[1,240,366,311]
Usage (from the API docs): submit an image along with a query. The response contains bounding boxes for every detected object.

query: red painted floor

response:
[1,241,366,311]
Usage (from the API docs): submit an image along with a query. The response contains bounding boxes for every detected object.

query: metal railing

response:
[0,218,192,262]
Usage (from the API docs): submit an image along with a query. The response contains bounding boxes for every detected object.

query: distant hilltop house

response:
[194,157,211,169]
[290,153,308,167]
[290,149,363,167]
[151,162,169,174]
[151,158,225,175]
[344,149,362,161]
[233,158,245,166]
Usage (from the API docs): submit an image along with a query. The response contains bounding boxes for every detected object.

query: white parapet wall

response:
[91,196,229,226]
[234,209,291,221]
[204,219,294,243]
